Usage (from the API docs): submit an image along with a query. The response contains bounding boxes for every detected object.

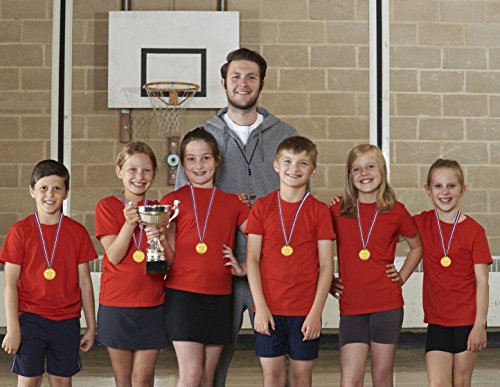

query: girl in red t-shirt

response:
[330,144,422,386]
[95,142,167,386]
[156,127,249,387]
[415,159,491,386]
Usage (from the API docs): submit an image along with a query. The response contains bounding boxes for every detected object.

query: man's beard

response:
[226,90,260,111]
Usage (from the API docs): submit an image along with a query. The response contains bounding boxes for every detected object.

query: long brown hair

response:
[340,144,396,217]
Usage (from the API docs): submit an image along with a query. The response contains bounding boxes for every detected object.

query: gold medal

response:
[281,245,293,256]
[43,268,56,280]
[359,248,370,261]
[277,191,310,259]
[196,242,208,254]
[34,212,62,283]
[440,256,452,267]
[133,250,145,263]
[356,200,378,263]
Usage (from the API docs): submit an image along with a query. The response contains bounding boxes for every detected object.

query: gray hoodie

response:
[176,106,298,261]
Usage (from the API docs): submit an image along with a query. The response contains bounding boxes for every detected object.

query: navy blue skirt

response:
[97,304,167,350]
[164,289,232,345]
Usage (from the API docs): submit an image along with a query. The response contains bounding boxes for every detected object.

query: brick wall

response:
[390,0,500,253]
[0,0,498,255]
[0,0,53,247]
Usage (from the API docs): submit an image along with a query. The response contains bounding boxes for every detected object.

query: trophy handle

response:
[168,200,180,225]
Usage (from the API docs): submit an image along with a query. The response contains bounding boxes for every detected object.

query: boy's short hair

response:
[276,136,318,167]
[29,159,70,190]
[220,47,267,82]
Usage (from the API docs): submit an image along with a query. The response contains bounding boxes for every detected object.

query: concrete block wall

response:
[0,0,499,258]
[390,0,500,253]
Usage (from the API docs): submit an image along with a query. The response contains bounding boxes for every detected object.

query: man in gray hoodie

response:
[176,48,298,386]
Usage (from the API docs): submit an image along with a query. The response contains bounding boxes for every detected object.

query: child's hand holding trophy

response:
[139,200,179,274]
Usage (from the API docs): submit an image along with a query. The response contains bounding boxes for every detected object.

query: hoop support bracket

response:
[166,136,180,185]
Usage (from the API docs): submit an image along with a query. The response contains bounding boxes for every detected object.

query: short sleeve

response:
[77,224,98,264]
[236,200,250,227]
[245,199,264,236]
[0,224,25,266]
[316,202,336,241]
[397,203,418,238]
[95,199,122,239]
[471,226,493,265]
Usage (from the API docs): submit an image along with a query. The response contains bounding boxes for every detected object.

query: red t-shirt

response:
[414,210,492,326]
[161,185,249,295]
[331,200,417,315]
[0,214,97,320]
[95,196,165,307]
[246,190,335,316]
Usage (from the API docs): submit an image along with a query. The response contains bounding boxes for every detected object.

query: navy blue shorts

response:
[254,315,320,361]
[425,324,474,354]
[11,313,81,377]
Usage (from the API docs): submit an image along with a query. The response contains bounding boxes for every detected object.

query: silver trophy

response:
[138,201,180,274]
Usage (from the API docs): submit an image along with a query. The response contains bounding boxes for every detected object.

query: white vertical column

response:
[381,0,390,173]
[50,0,73,214]
[369,0,390,176]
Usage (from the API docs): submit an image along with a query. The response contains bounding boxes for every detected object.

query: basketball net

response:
[143,81,199,139]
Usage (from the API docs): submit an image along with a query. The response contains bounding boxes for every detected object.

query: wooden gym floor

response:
[1,346,499,386]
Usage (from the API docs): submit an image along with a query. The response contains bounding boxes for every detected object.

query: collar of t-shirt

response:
[223,113,264,145]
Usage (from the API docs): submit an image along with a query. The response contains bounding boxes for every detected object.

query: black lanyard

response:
[233,138,259,203]
[233,138,259,177]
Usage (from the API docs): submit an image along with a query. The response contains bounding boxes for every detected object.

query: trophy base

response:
[146,260,168,274]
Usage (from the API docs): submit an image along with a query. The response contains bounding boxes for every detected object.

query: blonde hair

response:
[340,144,396,217]
[115,142,158,175]
[426,159,465,187]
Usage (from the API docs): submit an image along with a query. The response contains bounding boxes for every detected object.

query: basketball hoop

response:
[143,81,199,138]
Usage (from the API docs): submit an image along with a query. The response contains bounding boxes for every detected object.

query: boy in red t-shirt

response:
[0,160,97,386]
[246,136,334,387]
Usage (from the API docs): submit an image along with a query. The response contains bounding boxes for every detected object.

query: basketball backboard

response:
[108,11,239,109]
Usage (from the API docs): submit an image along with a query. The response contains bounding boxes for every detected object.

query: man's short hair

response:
[220,48,267,81]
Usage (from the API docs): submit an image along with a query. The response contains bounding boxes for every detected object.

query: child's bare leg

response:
[340,343,369,387]
[173,341,205,387]
[288,358,314,387]
[47,374,72,387]
[108,347,133,387]
[200,344,224,387]
[370,342,397,387]
[452,350,478,387]
[17,375,43,387]
[131,349,160,387]
[426,350,453,387]
[260,356,287,387]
